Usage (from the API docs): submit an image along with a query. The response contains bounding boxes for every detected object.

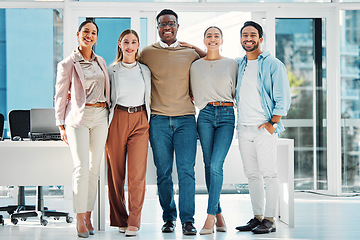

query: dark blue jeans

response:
[149,114,197,224]
[197,105,235,215]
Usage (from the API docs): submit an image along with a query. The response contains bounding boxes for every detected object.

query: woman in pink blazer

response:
[54,20,110,238]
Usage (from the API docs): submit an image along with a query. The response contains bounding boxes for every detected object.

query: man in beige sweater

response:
[140,9,205,235]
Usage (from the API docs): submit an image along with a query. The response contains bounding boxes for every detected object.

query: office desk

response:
[0,141,105,230]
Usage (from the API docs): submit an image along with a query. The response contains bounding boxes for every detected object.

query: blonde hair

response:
[115,29,140,63]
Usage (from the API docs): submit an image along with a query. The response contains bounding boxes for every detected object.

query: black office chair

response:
[0,110,73,226]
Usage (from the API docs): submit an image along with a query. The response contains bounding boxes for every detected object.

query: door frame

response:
[266,9,341,195]
[64,7,156,57]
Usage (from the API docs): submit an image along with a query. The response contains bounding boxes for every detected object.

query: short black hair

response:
[78,20,99,35]
[156,9,178,24]
[240,21,263,38]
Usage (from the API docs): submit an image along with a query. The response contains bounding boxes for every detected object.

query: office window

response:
[208,0,330,2]
[76,0,198,2]
[0,9,63,138]
[276,19,327,191]
[140,18,148,51]
[0,10,5,121]
[93,18,131,66]
[0,0,63,1]
[176,12,249,59]
[340,10,360,193]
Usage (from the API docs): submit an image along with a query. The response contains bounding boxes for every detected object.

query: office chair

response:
[0,110,73,226]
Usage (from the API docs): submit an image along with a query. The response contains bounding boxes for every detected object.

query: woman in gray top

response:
[190,26,238,235]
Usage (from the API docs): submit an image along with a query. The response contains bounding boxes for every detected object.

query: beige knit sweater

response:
[140,42,199,116]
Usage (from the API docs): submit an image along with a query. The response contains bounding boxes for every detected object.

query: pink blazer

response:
[54,50,110,128]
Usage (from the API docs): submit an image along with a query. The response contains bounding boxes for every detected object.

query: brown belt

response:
[116,104,145,113]
[209,102,234,107]
[85,102,108,108]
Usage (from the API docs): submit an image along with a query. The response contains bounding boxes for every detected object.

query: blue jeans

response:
[197,105,235,215]
[149,114,197,224]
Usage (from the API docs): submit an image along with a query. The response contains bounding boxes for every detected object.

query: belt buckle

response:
[128,107,135,113]
[212,102,223,106]
[94,102,101,108]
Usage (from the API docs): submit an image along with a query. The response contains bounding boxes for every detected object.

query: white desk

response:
[275,139,294,227]
[0,141,106,230]
[0,141,73,186]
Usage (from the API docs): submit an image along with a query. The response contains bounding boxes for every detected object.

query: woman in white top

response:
[55,20,110,238]
[190,26,238,235]
[105,29,151,237]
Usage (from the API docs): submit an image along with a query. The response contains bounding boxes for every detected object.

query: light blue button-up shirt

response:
[235,51,291,133]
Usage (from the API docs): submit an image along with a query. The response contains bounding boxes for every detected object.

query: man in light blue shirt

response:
[234,21,291,234]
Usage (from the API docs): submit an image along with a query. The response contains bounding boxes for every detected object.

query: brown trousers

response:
[106,107,149,228]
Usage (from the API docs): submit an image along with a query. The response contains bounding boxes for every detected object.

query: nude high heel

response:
[125,226,139,236]
[84,219,94,235]
[216,214,227,232]
[77,221,89,238]
[200,218,215,235]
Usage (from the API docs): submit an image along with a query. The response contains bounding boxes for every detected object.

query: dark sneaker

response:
[182,222,197,235]
[235,217,262,231]
[161,220,176,233]
[252,219,276,234]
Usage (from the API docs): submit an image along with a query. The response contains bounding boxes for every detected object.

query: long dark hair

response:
[78,20,99,35]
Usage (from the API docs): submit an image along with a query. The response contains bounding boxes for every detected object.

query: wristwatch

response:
[269,120,278,129]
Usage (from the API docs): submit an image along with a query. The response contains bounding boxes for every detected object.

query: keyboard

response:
[29,132,61,141]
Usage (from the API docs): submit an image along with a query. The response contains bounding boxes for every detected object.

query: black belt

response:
[116,104,145,113]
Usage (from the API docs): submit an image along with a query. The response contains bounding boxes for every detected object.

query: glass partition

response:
[177,12,250,59]
[0,10,5,121]
[0,8,64,201]
[93,18,131,66]
[276,18,327,191]
[208,0,330,2]
[0,0,63,1]
[76,0,198,2]
[340,10,360,193]
[0,8,63,138]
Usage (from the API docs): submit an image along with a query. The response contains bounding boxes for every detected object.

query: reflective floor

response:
[0,192,359,240]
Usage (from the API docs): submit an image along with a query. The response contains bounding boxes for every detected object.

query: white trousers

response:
[237,124,279,217]
[66,107,109,213]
